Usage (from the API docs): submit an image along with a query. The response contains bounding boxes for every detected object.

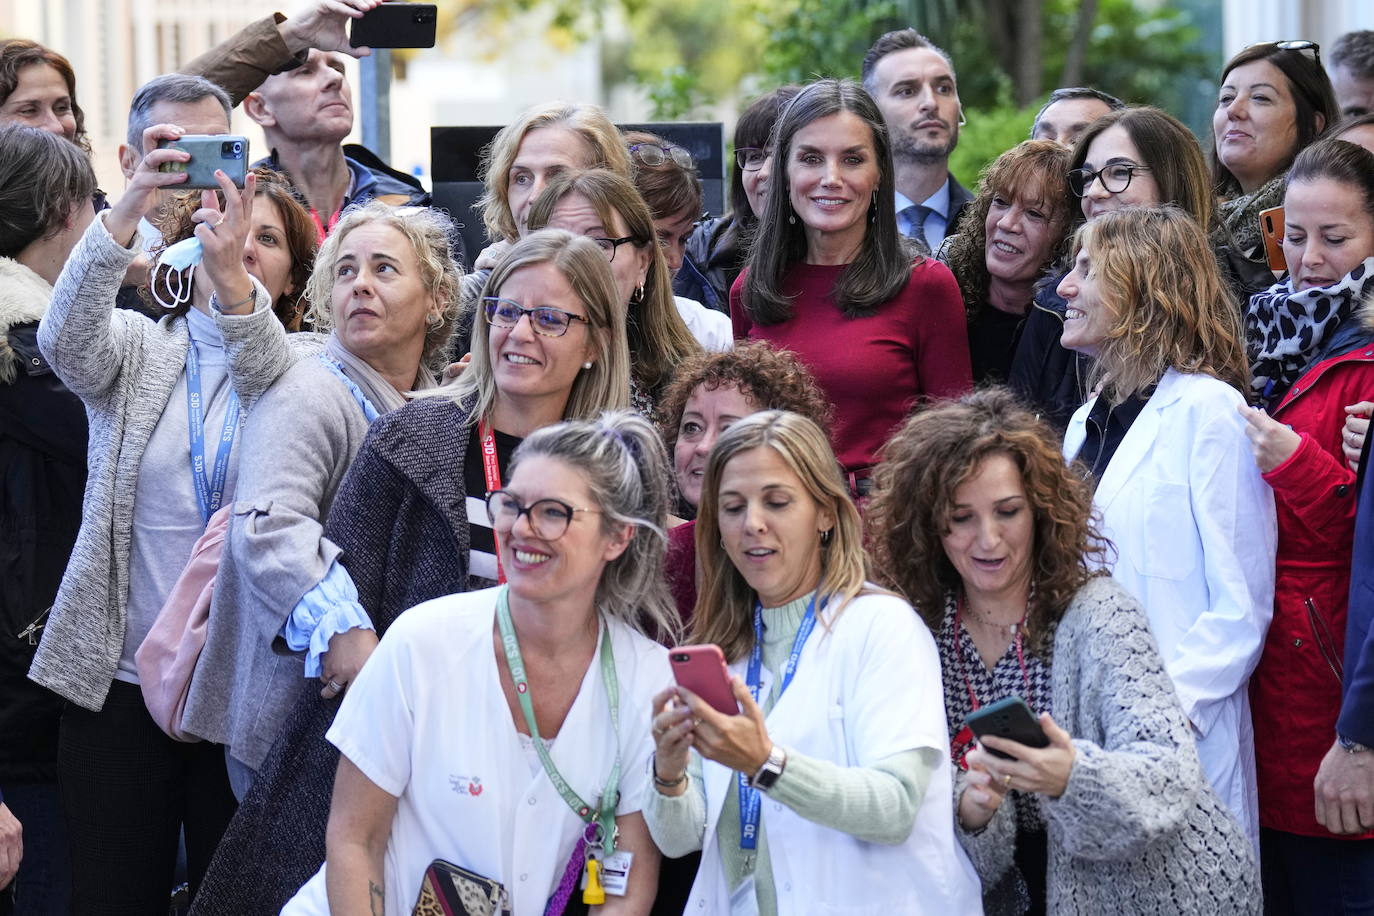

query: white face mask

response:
[152,236,203,312]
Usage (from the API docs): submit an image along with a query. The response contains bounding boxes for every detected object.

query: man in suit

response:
[861,29,973,253]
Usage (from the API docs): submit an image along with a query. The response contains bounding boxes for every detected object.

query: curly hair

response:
[150,168,317,328]
[656,340,833,453]
[866,387,1112,653]
[943,140,1074,321]
[304,200,463,373]
[1073,206,1249,402]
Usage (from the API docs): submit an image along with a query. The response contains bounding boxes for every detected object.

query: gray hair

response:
[1332,30,1374,79]
[1030,86,1125,138]
[126,73,231,149]
[512,410,680,643]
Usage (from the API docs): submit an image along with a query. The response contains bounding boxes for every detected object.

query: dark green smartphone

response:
[157,135,248,190]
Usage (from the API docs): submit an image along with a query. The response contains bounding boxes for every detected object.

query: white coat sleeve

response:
[1167,408,1276,735]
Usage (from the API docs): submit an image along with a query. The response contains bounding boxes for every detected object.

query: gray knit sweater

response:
[956,575,1260,915]
[31,212,299,711]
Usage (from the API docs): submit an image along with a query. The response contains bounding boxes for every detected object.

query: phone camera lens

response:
[672,654,688,662]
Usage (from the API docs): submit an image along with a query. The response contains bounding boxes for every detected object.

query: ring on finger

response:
[1002,773,1012,787]
[328,679,344,692]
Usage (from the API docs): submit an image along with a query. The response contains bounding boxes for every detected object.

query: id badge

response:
[600,850,633,896]
[728,875,760,916]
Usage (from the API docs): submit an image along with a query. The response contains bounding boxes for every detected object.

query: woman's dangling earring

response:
[788,210,796,226]
[870,191,877,223]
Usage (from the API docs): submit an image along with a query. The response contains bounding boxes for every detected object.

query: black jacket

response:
[0,317,86,783]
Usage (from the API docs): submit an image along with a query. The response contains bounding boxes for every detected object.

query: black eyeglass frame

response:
[1067,163,1153,198]
[485,489,600,541]
[481,297,591,338]
[734,147,770,172]
[589,235,641,262]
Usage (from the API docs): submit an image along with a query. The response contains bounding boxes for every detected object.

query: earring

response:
[583,361,593,369]
[788,211,796,226]
[630,284,644,305]
[820,528,834,546]
[870,191,877,224]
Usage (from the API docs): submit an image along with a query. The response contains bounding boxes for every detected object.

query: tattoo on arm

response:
[369,879,385,916]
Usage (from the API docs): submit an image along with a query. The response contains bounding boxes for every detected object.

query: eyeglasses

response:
[485,489,600,541]
[629,143,695,169]
[734,147,770,172]
[482,297,590,338]
[1067,163,1152,197]
[589,235,640,262]
[1262,39,1321,63]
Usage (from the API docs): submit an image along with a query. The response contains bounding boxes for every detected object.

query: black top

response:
[1077,389,1153,483]
[968,303,1030,386]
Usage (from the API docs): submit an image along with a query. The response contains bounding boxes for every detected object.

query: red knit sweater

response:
[730,259,972,472]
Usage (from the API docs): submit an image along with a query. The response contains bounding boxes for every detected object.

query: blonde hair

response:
[690,410,873,663]
[1076,206,1248,401]
[527,168,702,395]
[430,229,630,423]
[477,101,632,243]
[303,202,461,372]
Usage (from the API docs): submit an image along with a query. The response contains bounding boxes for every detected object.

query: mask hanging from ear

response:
[151,236,204,312]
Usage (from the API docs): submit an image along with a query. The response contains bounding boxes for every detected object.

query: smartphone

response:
[350,2,438,48]
[157,135,248,190]
[669,644,739,715]
[965,697,1049,761]
[1260,205,1286,272]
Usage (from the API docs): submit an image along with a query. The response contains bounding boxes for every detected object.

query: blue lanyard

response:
[737,593,819,851]
[185,344,241,523]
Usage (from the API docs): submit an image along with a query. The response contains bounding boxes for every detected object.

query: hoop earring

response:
[820,527,834,546]
[630,284,644,305]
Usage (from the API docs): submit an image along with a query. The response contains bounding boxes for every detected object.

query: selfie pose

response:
[644,410,981,915]
[867,388,1259,915]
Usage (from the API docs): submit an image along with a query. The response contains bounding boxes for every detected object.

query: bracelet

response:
[210,288,256,313]
[651,753,687,789]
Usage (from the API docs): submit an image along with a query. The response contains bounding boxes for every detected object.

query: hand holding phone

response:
[157,135,249,190]
[349,2,437,48]
[964,700,1077,800]
[669,644,738,715]
[965,697,1049,760]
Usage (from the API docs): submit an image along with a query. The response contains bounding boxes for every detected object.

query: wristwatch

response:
[1338,734,1371,754]
[748,745,787,791]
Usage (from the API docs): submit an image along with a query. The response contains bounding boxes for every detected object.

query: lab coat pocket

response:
[1129,478,1196,581]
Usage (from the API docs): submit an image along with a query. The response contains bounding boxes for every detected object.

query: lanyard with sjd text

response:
[185,344,241,524]
[738,592,820,851]
[479,418,506,583]
[495,587,620,856]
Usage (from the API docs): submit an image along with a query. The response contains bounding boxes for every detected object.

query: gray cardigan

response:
[181,356,371,768]
[957,576,1260,915]
[31,212,298,711]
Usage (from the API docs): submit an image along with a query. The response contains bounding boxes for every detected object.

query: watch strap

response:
[748,745,787,790]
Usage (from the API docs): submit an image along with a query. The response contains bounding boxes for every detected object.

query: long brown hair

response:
[866,387,1111,653]
[742,78,916,323]
[526,168,702,395]
[1076,206,1248,402]
[690,410,871,662]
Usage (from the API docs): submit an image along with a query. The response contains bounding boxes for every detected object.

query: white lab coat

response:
[1064,369,1276,845]
[281,587,670,916]
[684,591,984,915]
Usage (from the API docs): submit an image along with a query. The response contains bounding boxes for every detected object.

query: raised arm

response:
[39,124,190,402]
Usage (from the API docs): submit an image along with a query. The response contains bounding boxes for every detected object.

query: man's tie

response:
[901,203,932,255]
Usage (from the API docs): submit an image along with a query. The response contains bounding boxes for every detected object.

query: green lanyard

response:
[495,587,621,857]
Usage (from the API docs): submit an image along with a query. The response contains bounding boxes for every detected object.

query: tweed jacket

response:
[31,212,298,710]
[957,576,1259,915]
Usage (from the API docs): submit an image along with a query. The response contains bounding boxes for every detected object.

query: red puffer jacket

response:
[1252,335,1374,839]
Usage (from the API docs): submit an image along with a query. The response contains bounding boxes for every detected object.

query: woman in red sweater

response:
[730,78,972,495]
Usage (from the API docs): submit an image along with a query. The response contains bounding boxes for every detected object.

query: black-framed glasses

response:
[482,297,590,338]
[629,143,695,169]
[589,235,640,262]
[485,489,600,541]
[734,147,770,172]
[1067,163,1152,197]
